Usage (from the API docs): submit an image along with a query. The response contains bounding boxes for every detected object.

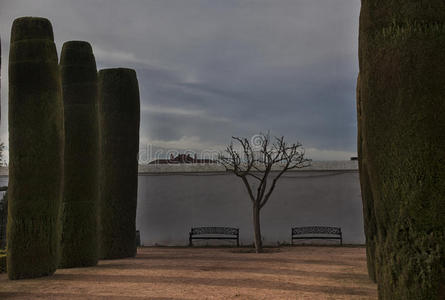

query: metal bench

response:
[189,227,239,247]
[291,226,342,245]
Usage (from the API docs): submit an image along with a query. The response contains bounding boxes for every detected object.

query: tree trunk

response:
[253,205,263,253]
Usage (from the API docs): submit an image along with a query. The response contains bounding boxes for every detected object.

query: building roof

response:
[148,154,216,165]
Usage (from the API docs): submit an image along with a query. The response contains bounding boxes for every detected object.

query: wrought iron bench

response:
[189,227,239,247]
[291,226,342,245]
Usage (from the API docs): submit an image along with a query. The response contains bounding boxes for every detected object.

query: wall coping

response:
[138,160,358,174]
[0,161,358,177]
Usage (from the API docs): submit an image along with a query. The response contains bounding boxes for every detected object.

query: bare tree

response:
[219,133,310,253]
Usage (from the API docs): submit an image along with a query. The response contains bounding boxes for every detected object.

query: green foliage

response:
[98,68,140,259]
[380,21,445,40]
[356,74,377,283]
[59,41,99,268]
[359,2,445,298]
[9,17,54,42]
[0,192,7,249]
[7,17,64,279]
[0,39,2,121]
[0,252,6,273]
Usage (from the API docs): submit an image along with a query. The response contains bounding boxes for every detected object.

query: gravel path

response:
[0,246,377,299]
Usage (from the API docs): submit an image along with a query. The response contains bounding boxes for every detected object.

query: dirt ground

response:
[0,246,377,300]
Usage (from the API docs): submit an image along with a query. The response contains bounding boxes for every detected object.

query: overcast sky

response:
[0,0,361,162]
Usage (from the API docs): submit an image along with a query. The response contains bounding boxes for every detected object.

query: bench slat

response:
[191,227,239,235]
[291,226,342,246]
[191,237,238,240]
[292,226,341,235]
[189,226,239,247]
[292,236,341,240]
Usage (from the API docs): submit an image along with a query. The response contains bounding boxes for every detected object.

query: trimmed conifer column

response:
[59,41,99,268]
[7,17,64,279]
[359,2,445,298]
[0,35,5,124]
[98,68,140,259]
[356,74,377,283]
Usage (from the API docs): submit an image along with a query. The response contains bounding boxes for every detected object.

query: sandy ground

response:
[0,246,377,300]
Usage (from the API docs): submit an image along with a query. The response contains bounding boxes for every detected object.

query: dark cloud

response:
[0,0,361,160]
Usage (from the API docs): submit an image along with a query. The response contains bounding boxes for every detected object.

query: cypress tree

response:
[359,1,445,298]
[356,74,377,283]
[98,68,140,259]
[7,17,64,279]
[59,41,99,268]
[0,37,2,121]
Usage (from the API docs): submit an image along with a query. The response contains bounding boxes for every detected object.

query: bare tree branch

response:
[218,132,310,253]
[219,133,310,207]
[241,176,256,203]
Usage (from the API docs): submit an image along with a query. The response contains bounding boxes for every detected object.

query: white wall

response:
[0,162,366,246]
[136,167,364,246]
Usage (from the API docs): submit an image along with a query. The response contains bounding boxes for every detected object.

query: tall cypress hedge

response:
[0,35,5,124]
[7,17,64,279]
[98,68,140,259]
[356,74,377,283]
[59,41,99,268]
[358,1,445,298]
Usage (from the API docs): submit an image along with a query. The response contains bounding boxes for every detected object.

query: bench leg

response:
[237,236,239,247]
[189,234,193,247]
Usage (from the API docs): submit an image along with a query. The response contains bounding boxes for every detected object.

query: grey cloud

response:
[0,0,361,160]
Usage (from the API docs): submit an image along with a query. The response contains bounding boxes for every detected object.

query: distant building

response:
[149,154,216,164]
